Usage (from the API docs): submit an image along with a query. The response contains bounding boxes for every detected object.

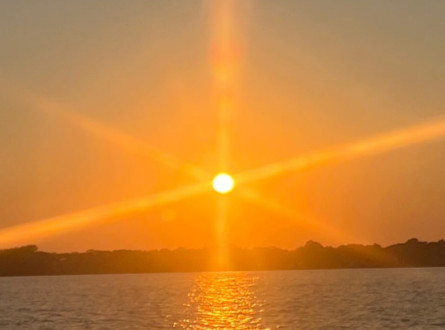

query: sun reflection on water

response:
[174,273,270,330]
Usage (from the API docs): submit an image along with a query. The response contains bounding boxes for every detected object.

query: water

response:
[0,268,444,329]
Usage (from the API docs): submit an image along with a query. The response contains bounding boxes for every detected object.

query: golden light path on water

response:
[175,273,267,330]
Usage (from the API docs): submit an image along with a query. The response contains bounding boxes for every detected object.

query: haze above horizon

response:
[1,1,445,253]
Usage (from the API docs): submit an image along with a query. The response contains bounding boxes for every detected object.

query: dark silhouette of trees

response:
[1,239,445,276]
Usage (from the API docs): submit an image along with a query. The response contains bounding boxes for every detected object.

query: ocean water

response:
[0,268,444,329]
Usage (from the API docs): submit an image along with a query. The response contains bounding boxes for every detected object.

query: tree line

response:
[0,238,444,276]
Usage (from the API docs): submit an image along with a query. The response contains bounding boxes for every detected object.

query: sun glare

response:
[213,173,235,194]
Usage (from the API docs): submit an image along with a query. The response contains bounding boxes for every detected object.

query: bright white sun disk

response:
[213,173,235,194]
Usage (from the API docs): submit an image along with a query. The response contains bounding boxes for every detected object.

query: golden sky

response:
[1,1,445,252]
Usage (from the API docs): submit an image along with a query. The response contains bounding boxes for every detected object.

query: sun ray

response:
[213,0,237,172]
[235,189,355,244]
[3,79,357,248]
[36,98,211,181]
[214,195,230,270]
[234,190,404,266]
[4,80,317,220]
[234,117,445,185]
[0,181,213,248]
[0,79,210,181]
[41,100,332,240]
[211,0,245,268]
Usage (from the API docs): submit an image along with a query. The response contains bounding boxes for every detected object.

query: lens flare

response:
[2,81,334,245]
[234,117,445,185]
[0,181,212,248]
[213,173,235,194]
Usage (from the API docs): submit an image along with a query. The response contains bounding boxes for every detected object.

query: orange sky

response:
[1,1,445,252]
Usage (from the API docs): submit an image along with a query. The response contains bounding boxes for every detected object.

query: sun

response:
[213,173,235,194]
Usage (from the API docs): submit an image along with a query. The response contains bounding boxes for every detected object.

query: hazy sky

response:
[1,1,445,252]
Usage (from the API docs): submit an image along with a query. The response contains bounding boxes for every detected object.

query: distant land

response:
[1,239,445,276]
